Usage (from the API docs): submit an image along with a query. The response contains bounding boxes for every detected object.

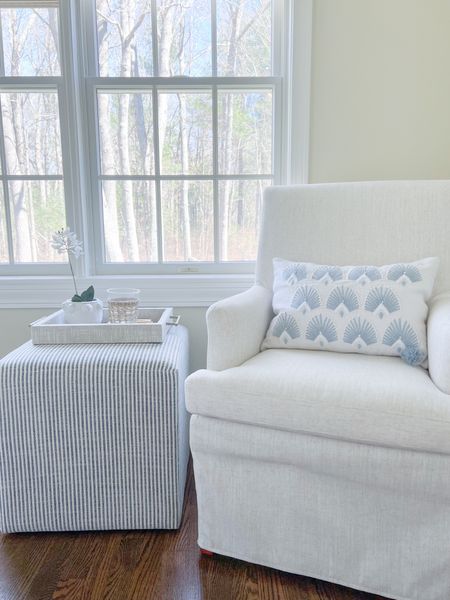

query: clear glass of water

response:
[107,288,141,323]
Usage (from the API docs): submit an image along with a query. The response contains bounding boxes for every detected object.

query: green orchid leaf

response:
[80,285,95,302]
[71,294,83,302]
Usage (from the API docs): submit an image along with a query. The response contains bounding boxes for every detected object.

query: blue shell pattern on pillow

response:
[262,257,439,366]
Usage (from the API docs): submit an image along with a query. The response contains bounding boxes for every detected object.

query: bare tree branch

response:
[123,9,151,49]
[236,0,270,43]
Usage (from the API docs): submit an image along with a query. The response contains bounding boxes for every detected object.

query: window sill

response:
[0,273,254,309]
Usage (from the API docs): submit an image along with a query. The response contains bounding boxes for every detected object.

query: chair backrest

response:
[256,180,450,295]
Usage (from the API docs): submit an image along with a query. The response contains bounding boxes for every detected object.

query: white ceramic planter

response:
[62,299,104,324]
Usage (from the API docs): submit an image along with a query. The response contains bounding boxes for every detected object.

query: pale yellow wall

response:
[2,1,450,364]
[0,309,47,357]
[309,0,450,183]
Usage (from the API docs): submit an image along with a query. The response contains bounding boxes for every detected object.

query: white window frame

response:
[79,0,284,275]
[0,0,83,276]
[0,0,312,307]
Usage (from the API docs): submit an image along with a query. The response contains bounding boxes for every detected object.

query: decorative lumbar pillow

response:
[262,257,439,366]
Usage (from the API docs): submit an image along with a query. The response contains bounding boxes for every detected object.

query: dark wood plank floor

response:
[0,464,385,600]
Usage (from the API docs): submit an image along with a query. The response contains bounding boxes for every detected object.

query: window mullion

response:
[85,81,106,271]
[212,84,219,263]
[98,173,274,181]
[211,0,217,77]
[78,0,108,275]
[152,0,162,262]
[6,174,62,180]
[57,0,90,277]
[0,95,14,263]
[0,11,5,77]
[85,76,278,87]
[79,0,99,77]
[152,85,163,263]
[211,0,219,262]
[0,77,61,88]
[151,0,159,78]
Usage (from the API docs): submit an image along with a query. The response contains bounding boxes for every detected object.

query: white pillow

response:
[262,257,439,366]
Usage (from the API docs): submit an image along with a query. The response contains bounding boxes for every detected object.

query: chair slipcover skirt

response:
[191,415,450,600]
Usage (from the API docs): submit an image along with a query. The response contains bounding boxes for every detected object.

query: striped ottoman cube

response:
[0,326,189,533]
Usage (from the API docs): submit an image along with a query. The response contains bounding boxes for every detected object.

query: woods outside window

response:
[0,0,285,276]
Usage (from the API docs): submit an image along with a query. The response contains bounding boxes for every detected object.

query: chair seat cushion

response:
[186,349,450,454]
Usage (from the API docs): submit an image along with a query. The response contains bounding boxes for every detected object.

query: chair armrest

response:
[206,284,273,371]
[428,293,450,394]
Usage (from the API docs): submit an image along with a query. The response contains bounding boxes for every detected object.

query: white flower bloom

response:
[50,228,84,258]
[50,228,88,299]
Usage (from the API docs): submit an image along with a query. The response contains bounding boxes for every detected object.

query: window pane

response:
[159,91,213,175]
[1,91,62,175]
[161,180,213,261]
[96,0,153,77]
[1,5,60,76]
[217,0,271,76]
[218,89,272,175]
[9,180,66,263]
[102,180,157,262]
[97,91,154,175]
[157,0,211,76]
[0,189,9,263]
[219,178,270,261]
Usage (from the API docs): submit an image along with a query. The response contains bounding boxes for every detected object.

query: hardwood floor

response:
[0,464,385,600]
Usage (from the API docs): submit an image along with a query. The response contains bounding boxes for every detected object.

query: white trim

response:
[289,0,313,184]
[0,274,254,308]
[96,260,258,276]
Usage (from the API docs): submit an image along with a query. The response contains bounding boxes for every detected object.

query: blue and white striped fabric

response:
[0,326,189,533]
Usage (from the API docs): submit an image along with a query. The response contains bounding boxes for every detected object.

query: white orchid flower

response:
[50,228,86,299]
[51,228,84,257]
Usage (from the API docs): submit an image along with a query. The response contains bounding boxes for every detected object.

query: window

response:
[88,0,278,273]
[0,0,70,272]
[0,0,286,276]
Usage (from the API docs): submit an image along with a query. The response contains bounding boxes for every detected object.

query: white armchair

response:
[185,181,450,600]
[427,292,450,394]
[206,285,272,371]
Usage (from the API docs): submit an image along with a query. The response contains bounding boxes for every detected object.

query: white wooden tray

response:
[30,307,178,345]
